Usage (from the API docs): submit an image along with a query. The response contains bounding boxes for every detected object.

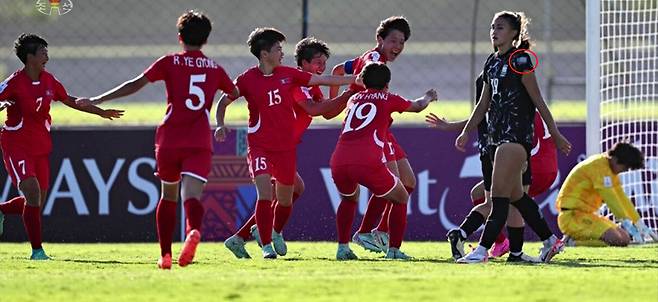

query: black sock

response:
[507,226,525,254]
[459,210,485,237]
[511,193,553,241]
[479,197,509,249]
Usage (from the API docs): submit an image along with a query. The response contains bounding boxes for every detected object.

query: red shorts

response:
[331,163,398,197]
[528,171,558,197]
[155,147,212,183]
[247,147,296,185]
[1,148,50,190]
[384,132,407,162]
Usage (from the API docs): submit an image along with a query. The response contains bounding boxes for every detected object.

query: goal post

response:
[590,0,658,236]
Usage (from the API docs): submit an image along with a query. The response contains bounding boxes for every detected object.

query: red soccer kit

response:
[330,89,411,196]
[232,65,313,185]
[528,111,558,197]
[143,50,236,183]
[291,84,323,144]
[344,48,406,162]
[0,69,68,190]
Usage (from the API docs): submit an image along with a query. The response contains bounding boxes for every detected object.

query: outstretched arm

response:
[406,89,438,113]
[297,89,355,119]
[62,95,124,120]
[78,74,150,106]
[309,74,356,87]
[425,113,467,132]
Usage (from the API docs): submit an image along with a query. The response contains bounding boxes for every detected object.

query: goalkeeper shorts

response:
[558,210,617,240]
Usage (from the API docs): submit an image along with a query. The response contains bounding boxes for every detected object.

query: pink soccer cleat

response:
[178,229,201,267]
[490,238,510,258]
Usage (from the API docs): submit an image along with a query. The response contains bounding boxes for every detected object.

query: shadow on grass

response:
[59,259,153,265]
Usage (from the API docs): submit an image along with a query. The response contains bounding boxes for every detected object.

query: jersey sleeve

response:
[143,55,168,82]
[216,67,236,95]
[482,53,495,83]
[231,73,247,100]
[388,94,412,113]
[0,76,14,101]
[511,52,534,73]
[52,76,69,102]
[289,67,313,86]
[595,174,641,222]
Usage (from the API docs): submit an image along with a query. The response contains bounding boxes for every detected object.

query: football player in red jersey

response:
[229,37,355,256]
[216,28,357,259]
[0,33,123,260]
[330,16,415,253]
[331,62,436,260]
[77,11,237,269]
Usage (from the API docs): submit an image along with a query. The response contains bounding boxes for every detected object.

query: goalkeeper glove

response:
[621,219,644,243]
[634,219,658,242]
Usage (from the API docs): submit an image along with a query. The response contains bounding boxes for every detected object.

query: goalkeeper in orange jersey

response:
[556,142,658,246]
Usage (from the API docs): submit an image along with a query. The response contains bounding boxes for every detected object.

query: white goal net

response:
[589,0,658,236]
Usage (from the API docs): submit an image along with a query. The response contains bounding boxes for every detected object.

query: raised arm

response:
[522,72,572,155]
[297,89,355,119]
[406,89,438,113]
[329,63,346,99]
[309,74,356,87]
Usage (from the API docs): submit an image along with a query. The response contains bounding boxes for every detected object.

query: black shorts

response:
[482,145,532,191]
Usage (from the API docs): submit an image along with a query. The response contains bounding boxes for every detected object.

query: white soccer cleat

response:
[271,230,287,256]
[385,248,412,260]
[621,219,644,243]
[507,252,542,264]
[224,235,251,259]
[336,244,359,261]
[456,247,488,264]
[371,230,389,252]
[262,243,277,259]
[539,235,565,263]
[446,229,466,261]
[352,232,384,253]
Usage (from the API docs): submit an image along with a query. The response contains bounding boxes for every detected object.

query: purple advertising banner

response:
[1,124,587,243]
[209,124,587,242]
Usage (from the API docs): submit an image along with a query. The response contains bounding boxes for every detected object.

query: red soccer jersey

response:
[530,111,558,174]
[0,69,68,155]
[291,84,323,144]
[330,89,411,166]
[143,50,235,151]
[233,65,313,151]
[347,48,387,91]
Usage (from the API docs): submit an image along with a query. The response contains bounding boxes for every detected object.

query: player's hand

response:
[0,100,14,111]
[455,131,469,152]
[425,89,438,102]
[100,109,124,120]
[554,132,572,155]
[76,97,93,107]
[354,74,365,88]
[425,113,452,131]
[215,126,230,142]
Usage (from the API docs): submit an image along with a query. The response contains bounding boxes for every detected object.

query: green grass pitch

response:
[0,242,656,302]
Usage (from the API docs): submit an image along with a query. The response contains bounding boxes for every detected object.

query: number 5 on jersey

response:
[186,74,206,111]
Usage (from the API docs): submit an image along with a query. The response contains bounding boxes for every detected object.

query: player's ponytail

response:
[494,11,533,50]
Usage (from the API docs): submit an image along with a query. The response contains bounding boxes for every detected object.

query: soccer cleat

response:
[446,228,466,260]
[261,243,277,259]
[385,248,412,260]
[539,236,565,263]
[178,229,201,267]
[271,230,287,256]
[489,238,510,258]
[562,235,576,247]
[224,234,251,259]
[621,219,644,243]
[352,232,384,253]
[336,245,359,261]
[371,230,389,252]
[456,246,488,264]
[30,248,50,261]
[0,210,4,237]
[250,225,263,248]
[635,219,658,242]
[158,253,172,269]
[507,252,541,263]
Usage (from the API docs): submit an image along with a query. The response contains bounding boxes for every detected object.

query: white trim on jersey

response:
[4,118,23,131]
[181,171,208,183]
[338,185,359,197]
[8,156,22,185]
[44,120,51,132]
[247,115,261,134]
[161,106,173,124]
[373,130,385,147]
[530,139,540,157]
[375,171,400,198]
